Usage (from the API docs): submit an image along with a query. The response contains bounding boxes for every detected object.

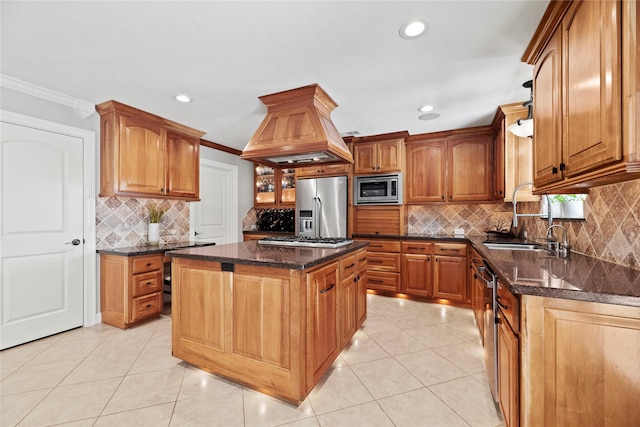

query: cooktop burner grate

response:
[257,236,353,248]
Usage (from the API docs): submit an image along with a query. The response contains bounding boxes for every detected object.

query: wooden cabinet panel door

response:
[433,255,466,301]
[563,0,622,177]
[339,276,357,346]
[166,133,199,198]
[498,317,519,427]
[401,254,432,297]
[406,141,446,203]
[377,139,402,172]
[533,29,563,187]
[354,143,377,173]
[118,116,165,195]
[448,135,493,202]
[308,263,339,383]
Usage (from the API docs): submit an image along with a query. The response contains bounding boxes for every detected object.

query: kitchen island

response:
[165,240,369,405]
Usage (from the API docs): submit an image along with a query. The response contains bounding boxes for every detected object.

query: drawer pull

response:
[146,263,152,267]
[370,245,383,248]
[320,283,335,294]
[146,304,152,308]
[369,279,384,284]
[368,260,383,264]
[440,248,461,253]
[146,281,152,285]
[345,263,355,269]
[496,296,509,310]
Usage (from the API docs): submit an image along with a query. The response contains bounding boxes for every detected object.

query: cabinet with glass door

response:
[254,164,296,207]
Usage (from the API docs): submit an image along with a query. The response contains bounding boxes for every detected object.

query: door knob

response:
[66,239,81,246]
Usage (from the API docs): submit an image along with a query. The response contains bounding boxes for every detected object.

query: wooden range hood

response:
[240,84,354,167]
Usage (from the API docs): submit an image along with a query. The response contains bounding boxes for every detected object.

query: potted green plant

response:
[148,201,167,245]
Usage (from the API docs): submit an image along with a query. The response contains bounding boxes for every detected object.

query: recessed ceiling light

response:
[400,18,429,39]
[418,105,435,113]
[419,113,440,121]
[174,94,191,103]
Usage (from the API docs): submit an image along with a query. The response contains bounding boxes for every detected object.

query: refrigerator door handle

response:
[315,196,323,238]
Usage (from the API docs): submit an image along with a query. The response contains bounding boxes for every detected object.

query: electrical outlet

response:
[454,228,464,235]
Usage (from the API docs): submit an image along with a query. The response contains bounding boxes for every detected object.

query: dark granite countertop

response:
[354,233,640,307]
[96,241,216,256]
[166,240,370,270]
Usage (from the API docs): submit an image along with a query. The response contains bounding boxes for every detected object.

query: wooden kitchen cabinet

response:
[497,283,519,427]
[339,250,367,346]
[524,0,639,192]
[353,206,404,236]
[254,164,295,207]
[355,249,368,328]
[520,295,640,427]
[96,100,204,201]
[364,239,401,293]
[308,261,340,384]
[353,135,405,174]
[469,247,486,344]
[401,242,433,297]
[100,253,164,329]
[295,163,350,178]
[432,242,467,301]
[493,103,540,202]
[406,128,494,203]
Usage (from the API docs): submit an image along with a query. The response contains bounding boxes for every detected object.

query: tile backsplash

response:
[517,179,640,270]
[407,203,514,236]
[96,197,190,249]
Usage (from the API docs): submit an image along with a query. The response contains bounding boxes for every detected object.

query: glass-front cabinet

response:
[254,164,295,207]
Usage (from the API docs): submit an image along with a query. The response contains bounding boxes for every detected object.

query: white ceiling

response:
[1,0,549,151]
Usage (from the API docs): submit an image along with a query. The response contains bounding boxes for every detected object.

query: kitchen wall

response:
[407,203,513,236]
[517,178,640,270]
[96,197,190,249]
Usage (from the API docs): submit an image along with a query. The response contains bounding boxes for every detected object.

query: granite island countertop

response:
[354,232,640,308]
[96,241,216,256]
[166,240,370,270]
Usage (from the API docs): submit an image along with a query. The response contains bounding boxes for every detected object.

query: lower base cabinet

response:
[100,253,164,329]
[520,295,640,426]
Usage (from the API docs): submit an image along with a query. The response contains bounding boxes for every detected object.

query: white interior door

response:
[190,158,238,244]
[1,121,85,349]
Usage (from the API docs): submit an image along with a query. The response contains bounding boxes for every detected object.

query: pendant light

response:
[508,80,534,138]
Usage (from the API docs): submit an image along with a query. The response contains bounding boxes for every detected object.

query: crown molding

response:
[1,74,95,119]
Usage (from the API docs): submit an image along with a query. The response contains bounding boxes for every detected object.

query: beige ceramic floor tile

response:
[0,359,81,396]
[0,388,49,427]
[170,389,244,427]
[429,376,503,427]
[430,318,482,342]
[177,365,242,401]
[18,377,121,427]
[316,401,394,427]
[350,357,423,399]
[102,365,185,415]
[27,336,104,365]
[60,346,140,386]
[368,329,428,356]
[279,417,320,427]
[94,402,174,427]
[308,366,373,415]
[54,418,97,426]
[0,336,58,369]
[403,324,465,348]
[395,349,467,386]
[377,387,468,427]
[128,343,184,374]
[339,334,389,365]
[433,341,486,375]
[242,388,315,427]
[358,313,400,336]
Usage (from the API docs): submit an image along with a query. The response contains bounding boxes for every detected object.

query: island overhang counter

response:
[165,240,369,405]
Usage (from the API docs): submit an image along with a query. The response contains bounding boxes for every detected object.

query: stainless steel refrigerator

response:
[295,176,348,238]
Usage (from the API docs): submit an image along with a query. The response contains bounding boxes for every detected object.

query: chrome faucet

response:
[545,224,571,256]
[512,181,552,230]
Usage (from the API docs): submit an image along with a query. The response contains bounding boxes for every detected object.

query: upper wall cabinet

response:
[406,128,494,203]
[254,164,295,208]
[352,132,407,174]
[523,0,639,193]
[97,100,205,201]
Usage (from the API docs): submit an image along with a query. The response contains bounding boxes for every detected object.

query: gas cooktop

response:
[258,236,353,248]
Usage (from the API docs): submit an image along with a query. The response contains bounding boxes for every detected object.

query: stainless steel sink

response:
[482,242,546,251]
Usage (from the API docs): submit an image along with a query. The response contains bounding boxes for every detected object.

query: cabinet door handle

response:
[496,295,509,310]
[559,162,566,171]
[320,283,335,294]
[441,196,445,200]
[552,166,558,174]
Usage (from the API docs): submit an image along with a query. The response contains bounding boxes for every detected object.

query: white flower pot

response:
[148,223,160,245]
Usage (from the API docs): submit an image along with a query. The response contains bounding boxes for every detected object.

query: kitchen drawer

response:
[366,271,400,292]
[433,242,467,256]
[132,270,163,297]
[367,240,401,253]
[401,241,433,254]
[366,252,400,272]
[340,254,357,279]
[131,254,163,274]
[497,283,519,333]
[355,250,368,270]
[131,292,163,322]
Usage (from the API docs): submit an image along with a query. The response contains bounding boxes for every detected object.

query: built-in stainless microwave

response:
[353,174,403,205]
